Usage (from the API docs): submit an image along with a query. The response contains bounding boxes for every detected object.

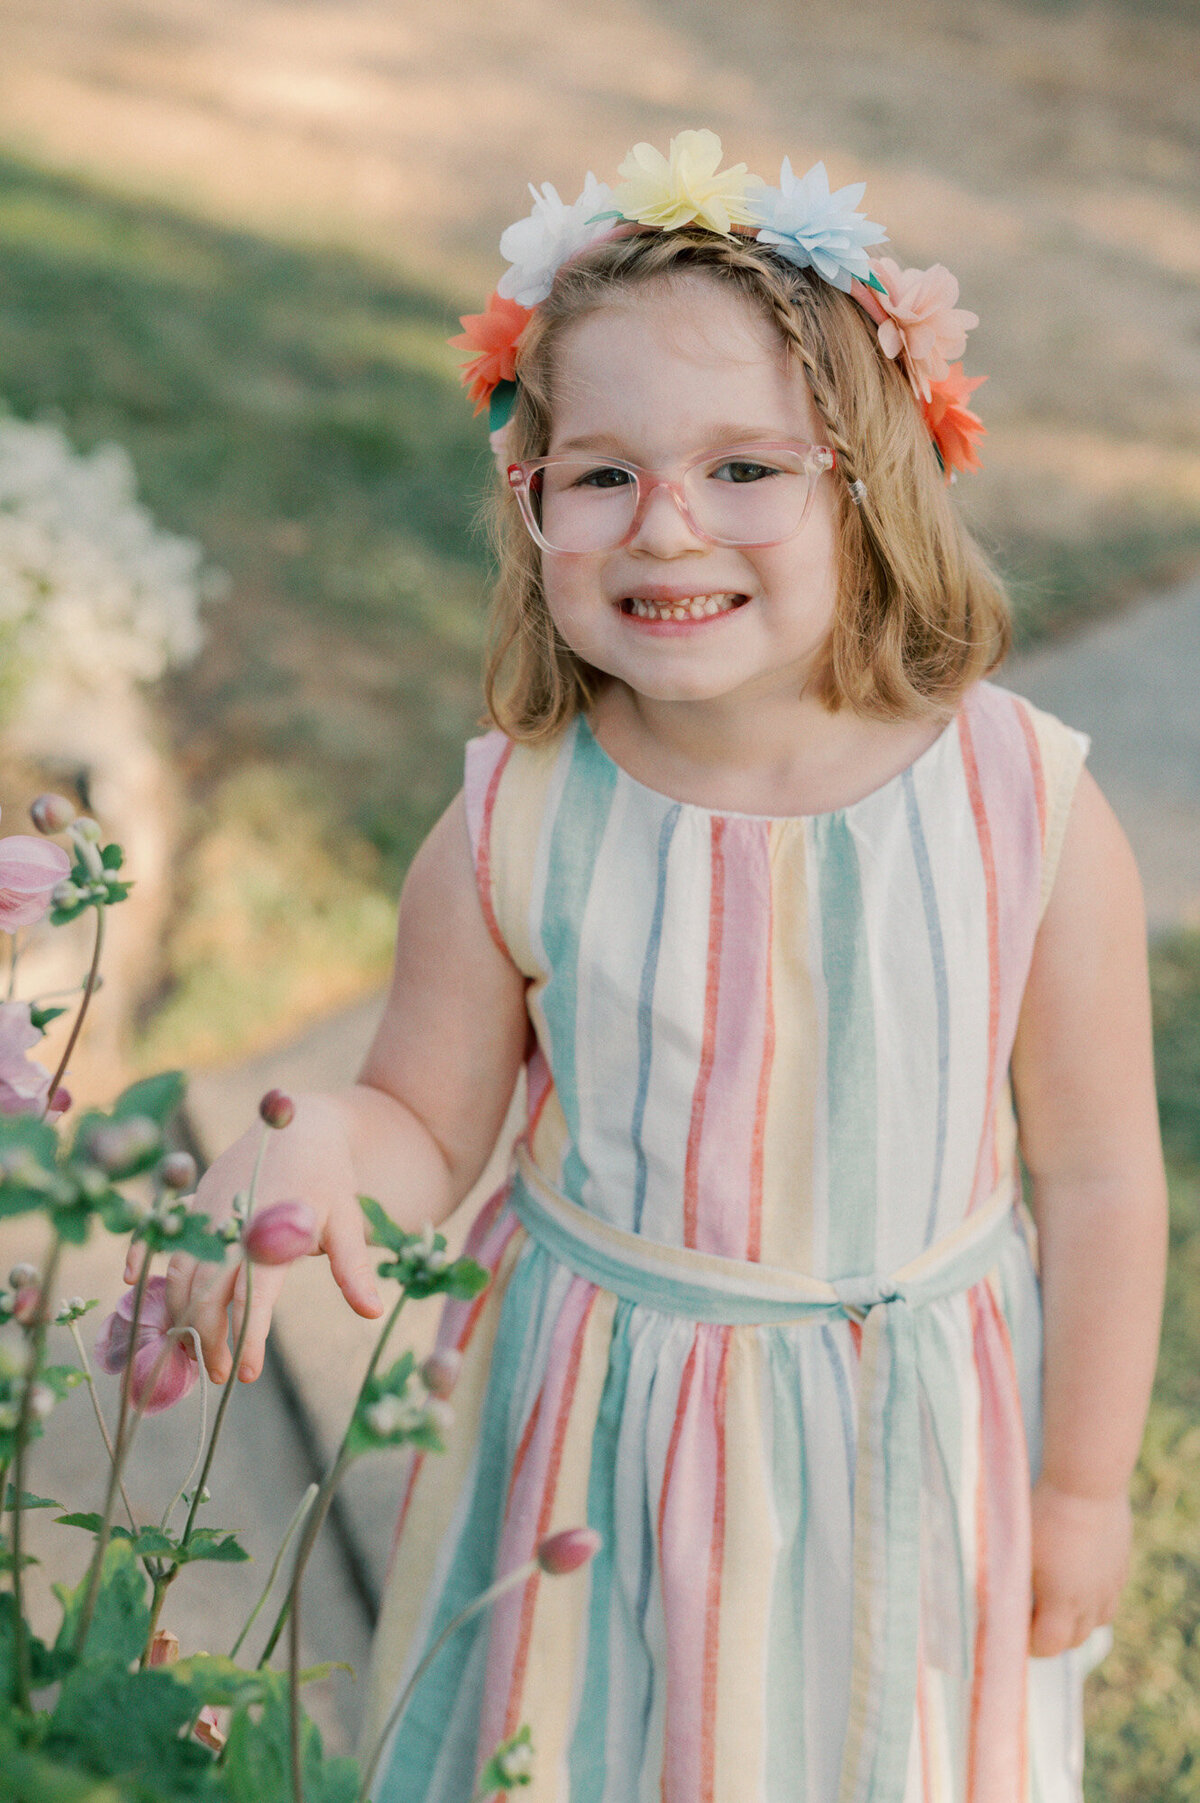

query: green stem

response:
[160,1329,209,1533]
[11,1233,66,1709]
[356,1558,540,1803]
[73,1253,151,1657]
[257,1292,407,1669]
[229,1483,317,1663]
[44,903,105,1114]
[175,1263,253,1558]
[288,1570,305,1803]
[68,1320,138,1533]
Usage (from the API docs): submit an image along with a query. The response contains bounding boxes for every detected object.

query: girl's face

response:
[540,275,841,711]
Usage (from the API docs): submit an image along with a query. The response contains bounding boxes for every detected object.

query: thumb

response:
[325,1206,384,1318]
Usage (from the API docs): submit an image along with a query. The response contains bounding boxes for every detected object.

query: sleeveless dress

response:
[361,679,1113,1803]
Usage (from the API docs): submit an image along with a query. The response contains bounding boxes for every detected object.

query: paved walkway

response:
[12,564,1199,1755]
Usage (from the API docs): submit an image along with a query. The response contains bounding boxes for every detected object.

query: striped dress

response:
[362,679,1112,1803]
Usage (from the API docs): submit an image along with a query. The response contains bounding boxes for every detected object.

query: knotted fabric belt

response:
[510,1144,1022,1803]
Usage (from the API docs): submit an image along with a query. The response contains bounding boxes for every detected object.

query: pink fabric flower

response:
[861,259,979,403]
[242,1199,318,1265]
[0,1002,53,1116]
[0,835,71,931]
[923,364,987,477]
[94,1276,197,1414]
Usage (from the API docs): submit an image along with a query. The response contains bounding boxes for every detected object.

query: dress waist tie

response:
[510,1143,1023,1803]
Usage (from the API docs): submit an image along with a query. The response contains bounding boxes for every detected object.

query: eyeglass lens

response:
[530,448,821,552]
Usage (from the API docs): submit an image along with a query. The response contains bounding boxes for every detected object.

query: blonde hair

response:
[483,228,1010,741]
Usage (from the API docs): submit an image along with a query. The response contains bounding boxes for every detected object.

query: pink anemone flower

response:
[0,836,71,931]
[94,1276,197,1414]
[0,1001,54,1117]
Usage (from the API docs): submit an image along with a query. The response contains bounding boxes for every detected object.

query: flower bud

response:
[498,1740,535,1782]
[420,1348,463,1398]
[426,1397,455,1436]
[72,816,102,843]
[192,1706,226,1752]
[158,1150,198,1193]
[29,1381,55,1420]
[8,1263,38,1289]
[258,1089,295,1130]
[30,793,76,835]
[48,1086,72,1121]
[86,1115,161,1177]
[243,1199,318,1266]
[12,1285,40,1327]
[148,1629,180,1667]
[536,1526,602,1576]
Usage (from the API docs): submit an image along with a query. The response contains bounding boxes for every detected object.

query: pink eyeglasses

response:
[506,440,838,555]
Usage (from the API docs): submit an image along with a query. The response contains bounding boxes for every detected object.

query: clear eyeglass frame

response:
[505,439,839,555]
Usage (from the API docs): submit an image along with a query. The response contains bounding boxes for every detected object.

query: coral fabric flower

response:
[750,158,887,292]
[923,364,988,477]
[0,1001,53,1116]
[94,1275,197,1414]
[611,130,760,236]
[0,835,71,931]
[497,173,616,307]
[866,258,979,403]
[449,292,534,417]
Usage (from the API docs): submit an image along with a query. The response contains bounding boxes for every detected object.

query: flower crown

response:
[450,130,986,484]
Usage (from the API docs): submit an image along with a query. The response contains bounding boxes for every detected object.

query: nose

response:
[627,477,706,557]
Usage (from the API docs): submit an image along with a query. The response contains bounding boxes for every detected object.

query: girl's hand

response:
[122,1095,384,1385]
[1028,1473,1131,1657]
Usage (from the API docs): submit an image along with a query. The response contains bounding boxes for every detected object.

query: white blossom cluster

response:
[0,414,224,702]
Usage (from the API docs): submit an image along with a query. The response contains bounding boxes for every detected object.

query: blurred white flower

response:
[0,415,225,708]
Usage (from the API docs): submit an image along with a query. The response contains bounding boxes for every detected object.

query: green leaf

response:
[29,1004,68,1032]
[53,1537,151,1669]
[171,1653,350,1707]
[179,1528,250,1565]
[136,1214,226,1264]
[41,1365,86,1399]
[45,1663,211,1793]
[0,1725,122,1803]
[3,1487,62,1510]
[100,844,124,871]
[222,1674,358,1803]
[0,1592,70,1702]
[110,1072,185,1127]
[475,1723,535,1792]
[357,1194,407,1253]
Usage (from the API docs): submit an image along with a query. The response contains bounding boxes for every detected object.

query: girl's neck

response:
[589,680,956,818]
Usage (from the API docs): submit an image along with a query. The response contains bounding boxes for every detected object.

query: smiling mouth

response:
[619,593,749,622]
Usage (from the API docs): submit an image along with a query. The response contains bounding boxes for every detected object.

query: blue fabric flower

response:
[750,158,887,293]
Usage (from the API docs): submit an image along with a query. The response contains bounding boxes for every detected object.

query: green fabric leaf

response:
[488,379,518,434]
[53,1538,151,1669]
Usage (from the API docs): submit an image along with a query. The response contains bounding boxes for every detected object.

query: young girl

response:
[159,133,1167,1801]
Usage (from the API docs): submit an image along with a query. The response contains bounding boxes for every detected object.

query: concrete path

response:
[12,563,1198,1756]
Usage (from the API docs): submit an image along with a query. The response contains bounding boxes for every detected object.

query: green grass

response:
[1082,933,1200,1797]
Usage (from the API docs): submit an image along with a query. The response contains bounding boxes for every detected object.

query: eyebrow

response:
[553,425,800,454]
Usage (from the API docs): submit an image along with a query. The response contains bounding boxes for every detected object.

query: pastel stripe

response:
[368,684,1097,1802]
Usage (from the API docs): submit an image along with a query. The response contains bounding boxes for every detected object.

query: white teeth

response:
[625,593,740,622]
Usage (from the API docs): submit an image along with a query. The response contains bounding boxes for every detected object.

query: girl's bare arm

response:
[161,791,529,1383]
[1011,767,1168,1655]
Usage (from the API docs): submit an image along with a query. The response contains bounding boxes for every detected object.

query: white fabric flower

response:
[750,158,887,292]
[497,173,616,307]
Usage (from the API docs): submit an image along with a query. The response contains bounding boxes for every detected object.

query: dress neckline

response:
[577,695,968,825]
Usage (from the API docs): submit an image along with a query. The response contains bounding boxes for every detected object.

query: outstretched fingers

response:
[228,1260,289,1384]
[324,1203,384,1320]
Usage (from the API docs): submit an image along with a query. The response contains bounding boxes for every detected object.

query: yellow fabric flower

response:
[611,130,760,235]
